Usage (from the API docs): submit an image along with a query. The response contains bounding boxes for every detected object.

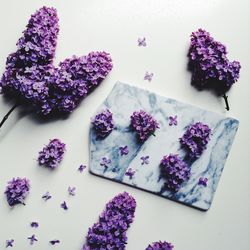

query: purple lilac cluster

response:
[188,29,241,94]
[180,122,211,159]
[0,7,113,116]
[83,192,136,250]
[92,109,114,138]
[160,154,191,192]
[130,110,159,142]
[145,241,174,250]
[5,177,30,206]
[38,139,66,169]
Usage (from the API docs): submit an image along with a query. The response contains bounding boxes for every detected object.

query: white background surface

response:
[0,1,249,249]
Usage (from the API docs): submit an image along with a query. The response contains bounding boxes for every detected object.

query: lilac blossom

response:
[42,191,52,201]
[82,192,136,250]
[138,37,147,47]
[30,222,39,228]
[6,239,14,248]
[5,177,30,206]
[198,177,208,187]
[100,157,111,168]
[141,156,150,165]
[78,164,86,172]
[60,201,68,210]
[50,240,60,245]
[180,122,211,159]
[144,71,154,82]
[130,110,159,142]
[168,115,177,126]
[146,241,174,250]
[160,154,191,192]
[125,168,136,179]
[119,146,129,156]
[188,29,241,110]
[68,186,76,196]
[92,109,114,139]
[38,139,66,169]
[28,235,38,245]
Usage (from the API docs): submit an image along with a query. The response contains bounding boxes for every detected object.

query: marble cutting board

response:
[89,82,239,210]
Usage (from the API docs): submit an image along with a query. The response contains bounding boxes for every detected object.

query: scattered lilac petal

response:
[146,241,174,250]
[78,164,86,173]
[28,234,38,245]
[141,156,150,165]
[144,71,154,82]
[138,37,147,47]
[168,115,178,126]
[125,168,135,179]
[198,177,208,187]
[119,146,129,156]
[6,239,14,248]
[42,191,52,201]
[30,222,39,228]
[60,201,68,210]
[49,240,60,245]
[100,157,111,168]
[68,186,76,196]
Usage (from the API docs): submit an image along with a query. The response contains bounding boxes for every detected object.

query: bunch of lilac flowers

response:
[188,29,241,110]
[5,177,30,206]
[82,192,136,250]
[130,110,159,142]
[145,241,174,250]
[160,154,191,192]
[180,122,211,159]
[92,109,114,138]
[38,139,66,169]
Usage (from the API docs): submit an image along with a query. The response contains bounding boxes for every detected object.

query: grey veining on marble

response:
[89,82,239,210]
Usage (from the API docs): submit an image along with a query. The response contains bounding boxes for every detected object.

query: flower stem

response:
[222,93,230,111]
[0,103,19,128]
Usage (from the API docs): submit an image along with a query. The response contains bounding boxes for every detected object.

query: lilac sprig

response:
[180,122,211,159]
[5,177,30,206]
[130,110,159,142]
[146,241,174,250]
[92,109,114,139]
[188,29,241,110]
[82,192,136,250]
[38,139,66,169]
[160,154,191,192]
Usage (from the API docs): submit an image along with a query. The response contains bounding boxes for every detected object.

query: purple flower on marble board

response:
[144,71,154,82]
[168,115,177,126]
[78,164,86,172]
[125,168,136,179]
[138,37,147,47]
[28,234,38,245]
[100,157,111,168]
[141,155,150,165]
[61,201,68,210]
[38,138,66,169]
[198,177,208,187]
[42,191,52,201]
[146,241,174,250]
[68,186,76,196]
[5,177,30,207]
[30,222,39,228]
[50,240,60,245]
[119,145,129,156]
[6,239,14,248]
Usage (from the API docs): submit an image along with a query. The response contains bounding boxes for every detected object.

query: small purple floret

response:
[78,164,86,172]
[5,177,30,206]
[30,222,39,228]
[28,234,38,245]
[141,156,150,165]
[198,177,208,187]
[68,186,76,196]
[50,240,60,245]
[42,191,52,201]
[100,157,111,168]
[61,201,68,210]
[130,110,159,142]
[119,146,129,156]
[146,241,174,250]
[38,138,66,169]
[6,239,14,248]
[144,71,153,82]
[125,168,135,179]
[169,115,177,126]
[160,154,191,192]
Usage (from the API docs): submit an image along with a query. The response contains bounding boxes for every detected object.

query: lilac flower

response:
[100,157,111,168]
[42,191,52,201]
[138,37,147,47]
[119,146,129,156]
[141,156,150,165]
[130,110,159,142]
[28,234,38,245]
[180,122,211,159]
[5,177,30,206]
[169,115,177,126]
[144,71,154,82]
[160,154,191,192]
[30,222,39,228]
[146,241,174,250]
[6,239,14,248]
[92,109,114,139]
[188,29,241,110]
[125,168,136,179]
[83,192,136,250]
[50,240,60,245]
[60,201,68,210]
[68,186,76,196]
[38,139,66,169]
[78,164,86,172]
[198,177,208,187]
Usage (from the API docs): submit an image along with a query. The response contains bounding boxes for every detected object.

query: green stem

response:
[222,93,230,111]
[0,103,19,128]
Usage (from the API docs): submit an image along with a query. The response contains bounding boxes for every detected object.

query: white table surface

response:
[0,1,249,249]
